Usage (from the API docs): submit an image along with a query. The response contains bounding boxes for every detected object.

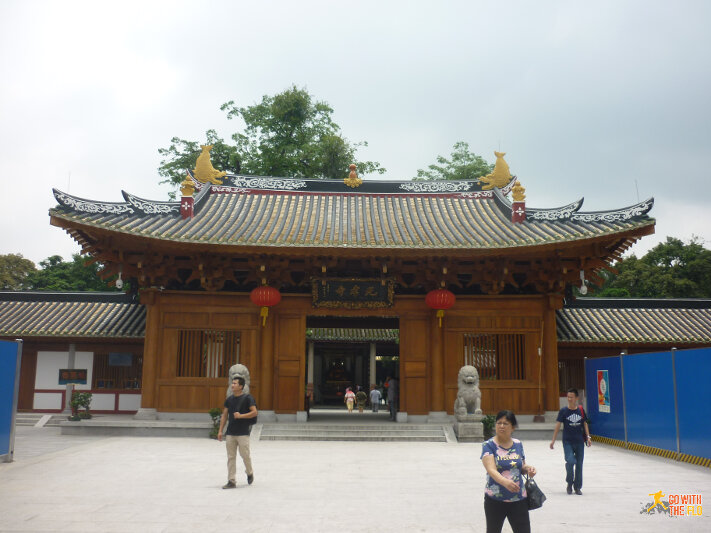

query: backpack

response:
[237,394,258,425]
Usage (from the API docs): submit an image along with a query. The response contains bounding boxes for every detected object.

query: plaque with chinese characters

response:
[58,369,88,385]
[311,278,394,309]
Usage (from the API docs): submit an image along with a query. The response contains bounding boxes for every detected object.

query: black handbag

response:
[524,475,546,510]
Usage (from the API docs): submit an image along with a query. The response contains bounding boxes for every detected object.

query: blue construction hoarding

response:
[585,347,711,461]
[0,339,22,462]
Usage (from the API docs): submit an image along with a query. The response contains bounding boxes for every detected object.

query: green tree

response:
[158,86,385,192]
[595,237,711,298]
[26,254,117,292]
[0,253,37,290]
[414,142,494,181]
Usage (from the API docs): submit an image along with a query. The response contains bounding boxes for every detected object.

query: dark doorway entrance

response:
[305,316,399,411]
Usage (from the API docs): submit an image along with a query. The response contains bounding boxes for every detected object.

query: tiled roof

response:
[50,175,654,252]
[556,300,711,344]
[0,292,145,338]
[306,328,399,342]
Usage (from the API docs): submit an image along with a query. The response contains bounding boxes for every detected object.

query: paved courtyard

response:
[1,425,709,532]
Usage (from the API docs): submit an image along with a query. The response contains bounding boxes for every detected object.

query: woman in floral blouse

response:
[480,410,537,533]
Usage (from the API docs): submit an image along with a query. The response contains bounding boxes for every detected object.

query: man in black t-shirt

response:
[217,376,258,489]
[550,388,591,495]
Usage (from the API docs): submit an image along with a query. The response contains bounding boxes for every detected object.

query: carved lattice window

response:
[464,333,525,380]
[177,329,240,378]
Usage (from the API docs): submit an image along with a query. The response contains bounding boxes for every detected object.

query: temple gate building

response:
[10,153,670,419]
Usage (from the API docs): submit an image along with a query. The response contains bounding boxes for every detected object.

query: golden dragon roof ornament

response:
[193,145,226,184]
[478,151,512,190]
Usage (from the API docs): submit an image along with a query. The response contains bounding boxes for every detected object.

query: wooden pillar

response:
[369,342,376,386]
[543,295,563,411]
[259,318,275,410]
[430,313,444,412]
[136,290,160,417]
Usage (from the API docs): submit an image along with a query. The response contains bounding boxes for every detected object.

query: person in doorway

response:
[218,376,258,489]
[386,376,398,421]
[355,386,368,413]
[481,410,537,533]
[369,385,382,413]
[344,386,356,413]
[549,388,591,495]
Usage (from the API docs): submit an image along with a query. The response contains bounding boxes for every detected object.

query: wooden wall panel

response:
[213,313,257,328]
[478,385,539,414]
[164,312,209,328]
[160,330,179,379]
[444,331,463,386]
[158,385,209,410]
[399,315,429,414]
[404,361,426,377]
[18,349,37,410]
[239,329,258,385]
[210,386,227,409]
[404,377,427,413]
[156,381,225,411]
[441,312,544,415]
[400,317,428,361]
[274,314,306,413]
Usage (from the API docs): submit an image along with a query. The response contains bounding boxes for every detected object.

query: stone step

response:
[259,423,449,442]
[259,433,447,442]
[14,414,63,427]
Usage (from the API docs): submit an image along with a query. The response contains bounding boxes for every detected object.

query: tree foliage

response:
[25,254,117,292]
[595,237,711,298]
[0,253,37,290]
[158,86,385,193]
[414,142,494,181]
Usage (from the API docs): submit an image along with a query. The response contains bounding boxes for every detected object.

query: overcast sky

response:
[2,1,710,266]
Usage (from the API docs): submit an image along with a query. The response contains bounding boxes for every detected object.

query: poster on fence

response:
[597,369,610,413]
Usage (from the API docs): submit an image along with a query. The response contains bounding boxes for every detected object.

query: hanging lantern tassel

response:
[260,306,269,326]
[436,309,445,327]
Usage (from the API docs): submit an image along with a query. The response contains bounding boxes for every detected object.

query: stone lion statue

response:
[226,363,251,398]
[454,365,482,416]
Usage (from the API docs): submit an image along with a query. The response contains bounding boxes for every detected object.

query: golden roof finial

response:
[512,180,526,202]
[344,163,362,188]
[180,174,195,197]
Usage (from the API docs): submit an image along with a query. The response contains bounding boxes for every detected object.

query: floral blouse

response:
[480,437,527,502]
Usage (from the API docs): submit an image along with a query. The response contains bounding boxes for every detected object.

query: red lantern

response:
[250,285,281,326]
[425,288,455,327]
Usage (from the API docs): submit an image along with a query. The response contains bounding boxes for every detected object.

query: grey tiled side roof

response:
[0,294,145,338]
[50,176,654,251]
[556,306,711,344]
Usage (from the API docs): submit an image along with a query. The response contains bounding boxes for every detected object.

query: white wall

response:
[33,392,63,410]
[91,393,116,411]
[35,351,94,390]
[118,394,141,411]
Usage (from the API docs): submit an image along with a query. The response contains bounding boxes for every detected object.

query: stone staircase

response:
[259,423,451,442]
[14,413,63,427]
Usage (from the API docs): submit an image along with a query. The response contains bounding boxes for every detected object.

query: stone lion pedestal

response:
[454,413,485,442]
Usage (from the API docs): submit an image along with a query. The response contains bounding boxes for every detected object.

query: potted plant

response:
[208,407,222,439]
[69,391,93,421]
